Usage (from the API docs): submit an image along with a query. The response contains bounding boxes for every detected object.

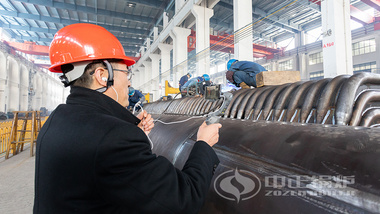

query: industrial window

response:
[263,65,271,71]
[278,59,293,71]
[309,52,323,65]
[353,62,377,74]
[352,38,376,56]
[310,71,324,80]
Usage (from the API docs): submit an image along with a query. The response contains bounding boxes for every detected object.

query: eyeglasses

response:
[114,68,133,80]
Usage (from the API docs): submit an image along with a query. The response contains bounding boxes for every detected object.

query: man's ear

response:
[93,67,108,86]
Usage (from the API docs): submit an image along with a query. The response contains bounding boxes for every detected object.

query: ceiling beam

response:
[350,5,374,25]
[119,0,165,9]
[361,0,380,12]
[12,0,155,25]
[0,22,57,33]
[0,10,149,35]
[217,1,299,33]
[12,35,139,53]
[0,23,145,45]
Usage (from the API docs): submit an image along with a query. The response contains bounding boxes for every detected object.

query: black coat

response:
[34,87,219,214]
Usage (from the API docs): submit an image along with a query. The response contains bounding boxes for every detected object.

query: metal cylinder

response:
[149,115,380,214]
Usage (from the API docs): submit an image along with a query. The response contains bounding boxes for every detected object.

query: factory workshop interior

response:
[0,0,380,213]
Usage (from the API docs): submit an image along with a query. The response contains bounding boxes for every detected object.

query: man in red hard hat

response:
[34,23,222,214]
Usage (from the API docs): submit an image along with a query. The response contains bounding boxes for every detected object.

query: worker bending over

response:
[226,59,266,89]
[179,72,191,91]
[127,87,145,111]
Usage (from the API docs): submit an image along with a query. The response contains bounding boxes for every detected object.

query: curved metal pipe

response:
[178,97,194,114]
[185,97,200,115]
[202,101,212,114]
[235,90,257,119]
[229,90,252,118]
[336,72,380,125]
[214,98,224,113]
[285,81,315,122]
[195,99,208,115]
[316,75,350,124]
[261,84,290,120]
[300,78,331,123]
[168,99,180,113]
[250,87,276,120]
[225,89,250,118]
[189,98,204,115]
[199,99,211,115]
[240,87,270,120]
[198,99,209,115]
[174,98,190,114]
[359,108,380,127]
[273,81,303,121]
[350,90,380,126]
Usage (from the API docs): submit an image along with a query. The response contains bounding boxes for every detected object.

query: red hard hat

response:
[49,23,135,73]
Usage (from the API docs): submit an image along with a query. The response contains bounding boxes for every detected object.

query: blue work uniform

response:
[179,75,189,91]
[128,90,144,110]
[182,77,203,89]
[181,77,206,97]
[229,61,266,87]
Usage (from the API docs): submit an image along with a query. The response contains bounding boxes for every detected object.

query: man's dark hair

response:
[71,59,123,88]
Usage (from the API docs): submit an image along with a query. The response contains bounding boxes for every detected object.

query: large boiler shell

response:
[149,115,380,213]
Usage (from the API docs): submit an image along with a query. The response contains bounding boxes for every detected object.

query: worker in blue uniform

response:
[128,87,145,111]
[226,59,267,89]
[181,74,211,97]
[179,73,191,91]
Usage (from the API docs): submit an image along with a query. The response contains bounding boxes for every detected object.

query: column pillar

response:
[321,0,353,77]
[233,0,253,61]
[170,27,191,85]
[295,31,308,80]
[142,62,152,94]
[146,38,151,50]
[191,5,214,76]
[132,68,140,88]
[149,54,160,102]
[158,43,173,97]
[137,66,145,90]
[376,34,380,74]
[139,46,145,57]
[153,27,159,41]
[163,12,169,29]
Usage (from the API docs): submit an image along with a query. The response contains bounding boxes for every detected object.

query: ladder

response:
[5,111,41,159]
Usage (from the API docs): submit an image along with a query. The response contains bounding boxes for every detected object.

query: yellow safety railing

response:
[0,117,48,157]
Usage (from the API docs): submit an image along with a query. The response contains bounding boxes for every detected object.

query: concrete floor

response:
[0,145,34,214]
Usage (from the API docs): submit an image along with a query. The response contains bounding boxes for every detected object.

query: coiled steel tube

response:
[350,90,380,126]
[336,73,380,125]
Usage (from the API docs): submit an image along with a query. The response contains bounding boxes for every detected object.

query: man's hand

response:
[137,110,154,135]
[197,122,222,147]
